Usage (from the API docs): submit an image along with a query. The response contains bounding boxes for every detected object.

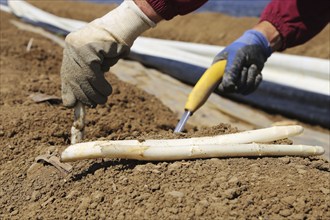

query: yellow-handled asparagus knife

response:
[174,60,227,133]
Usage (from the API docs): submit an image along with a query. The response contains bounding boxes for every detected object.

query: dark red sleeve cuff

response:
[260,0,329,50]
[146,0,208,20]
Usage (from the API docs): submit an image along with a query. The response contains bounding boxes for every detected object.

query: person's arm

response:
[253,21,282,52]
[260,0,330,51]
[61,0,156,107]
[134,0,163,23]
[213,0,329,95]
[146,0,208,20]
[61,0,208,108]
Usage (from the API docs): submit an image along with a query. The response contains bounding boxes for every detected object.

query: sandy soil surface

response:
[0,1,329,219]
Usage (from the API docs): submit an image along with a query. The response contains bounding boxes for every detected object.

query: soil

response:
[0,1,329,219]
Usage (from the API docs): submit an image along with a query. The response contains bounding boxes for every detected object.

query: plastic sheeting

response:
[1,0,329,128]
[129,52,330,128]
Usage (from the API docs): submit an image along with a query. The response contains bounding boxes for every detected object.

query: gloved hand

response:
[213,30,272,95]
[61,0,156,108]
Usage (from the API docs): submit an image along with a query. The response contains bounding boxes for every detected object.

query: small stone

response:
[90,202,98,209]
[135,193,149,202]
[66,190,79,199]
[291,214,305,219]
[295,165,306,169]
[39,74,49,80]
[167,191,184,198]
[249,164,260,172]
[27,163,40,178]
[150,184,160,191]
[293,198,305,212]
[269,192,277,198]
[195,204,204,216]
[279,157,290,164]
[215,176,227,183]
[224,188,238,200]
[7,206,14,213]
[78,197,91,211]
[112,199,122,206]
[8,145,15,150]
[279,209,293,217]
[297,169,307,174]
[41,197,55,207]
[310,161,330,171]
[16,173,24,178]
[48,146,56,153]
[185,178,191,183]
[120,177,129,186]
[31,191,41,202]
[199,199,209,207]
[168,162,182,171]
[133,208,144,217]
[94,169,104,177]
[209,158,220,162]
[11,210,19,215]
[151,169,160,174]
[228,176,240,185]
[92,191,104,203]
[320,187,330,195]
[99,213,106,219]
[133,165,146,172]
[168,207,179,214]
[310,161,323,169]
[112,183,117,192]
[281,196,296,206]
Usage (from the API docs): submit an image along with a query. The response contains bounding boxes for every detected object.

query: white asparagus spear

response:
[62,125,309,162]
[124,125,303,147]
[61,142,324,162]
[68,125,303,148]
[71,102,85,144]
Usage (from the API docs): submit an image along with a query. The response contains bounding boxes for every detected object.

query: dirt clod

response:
[167,191,185,198]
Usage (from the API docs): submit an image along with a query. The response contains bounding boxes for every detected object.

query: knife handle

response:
[184,60,227,114]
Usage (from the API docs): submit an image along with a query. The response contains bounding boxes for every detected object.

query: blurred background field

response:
[88,0,270,17]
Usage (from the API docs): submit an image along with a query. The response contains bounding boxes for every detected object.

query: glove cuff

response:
[238,30,273,58]
[92,0,156,47]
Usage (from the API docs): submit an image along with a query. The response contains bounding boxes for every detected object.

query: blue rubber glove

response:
[213,30,272,94]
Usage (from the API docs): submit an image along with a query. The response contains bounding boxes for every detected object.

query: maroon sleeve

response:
[146,0,208,20]
[260,0,330,50]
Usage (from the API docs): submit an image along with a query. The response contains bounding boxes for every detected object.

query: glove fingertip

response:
[255,74,263,87]
[212,51,228,64]
[62,94,77,108]
[61,85,77,108]
[217,83,225,93]
[104,83,113,96]
[242,73,263,95]
[95,95,108,106]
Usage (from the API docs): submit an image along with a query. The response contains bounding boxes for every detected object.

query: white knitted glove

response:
[61,0,155,107]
